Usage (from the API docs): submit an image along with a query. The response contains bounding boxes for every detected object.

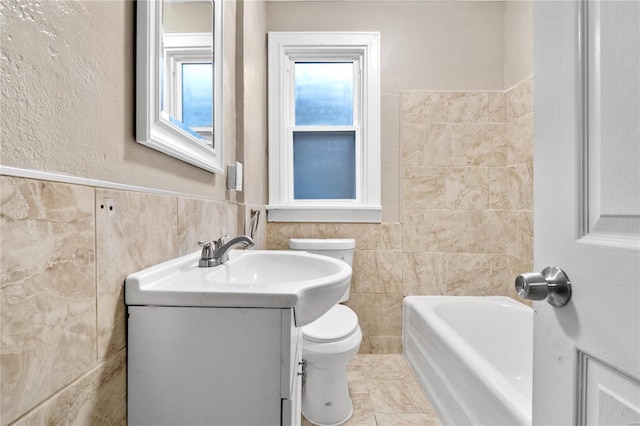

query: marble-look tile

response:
[96,189,177,361]
[293,222,345,240]
[1,177,96,425]
[508,162,533,210]
[347,365,369,395]
[347,394,378,425]
[446,253,494,295]
[13,349,126,426]
[489,254,510,294]
[401,92,446,123]
[342,223,403,251]
[346,294,403,338]
[454,123,507,166]
[402,252,447,296]
[446,92,489,123]
[361,354,413,380]
[359,336,403,354]
[517,210,534,260]
[375,412,441,426]
[348,354,363,366]
[466,92,490,123]
[401,210,428,253]
[488,92,506,123]
[402,123,427,167]
[177,197,237,255]
[506,210,520,257]
[445,167,489,209]
[266,222,295,249]
[424,124,463,166]
[403,209,468,253]
[488,167,509,210]
[352,250,402,295]
[506,77,534,122]
[507,112,534,166]
[402,167,446,210]
[445,92,467,123]
[366,378,431,414]
[468,210,508,253]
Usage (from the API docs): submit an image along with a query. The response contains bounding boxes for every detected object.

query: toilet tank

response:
[289,238,355,302]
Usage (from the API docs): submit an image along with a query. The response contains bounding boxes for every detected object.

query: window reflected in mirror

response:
[162,0,213,145]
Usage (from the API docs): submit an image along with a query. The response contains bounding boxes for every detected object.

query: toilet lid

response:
[302,305,359,343]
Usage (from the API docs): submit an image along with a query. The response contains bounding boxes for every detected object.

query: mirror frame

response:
[136,0,224,174]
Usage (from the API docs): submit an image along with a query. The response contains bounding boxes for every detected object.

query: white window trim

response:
[267,32,381,223]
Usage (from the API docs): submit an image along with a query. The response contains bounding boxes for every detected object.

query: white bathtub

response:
[403,296,533,426]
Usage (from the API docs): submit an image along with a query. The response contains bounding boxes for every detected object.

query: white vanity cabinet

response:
[127,306,302,426]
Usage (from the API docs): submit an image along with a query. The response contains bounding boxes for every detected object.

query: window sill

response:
[266,205,382,223]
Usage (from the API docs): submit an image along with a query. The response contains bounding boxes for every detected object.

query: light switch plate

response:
[227,162,243,191]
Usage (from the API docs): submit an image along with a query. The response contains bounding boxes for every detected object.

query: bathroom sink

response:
[125,250,352,326]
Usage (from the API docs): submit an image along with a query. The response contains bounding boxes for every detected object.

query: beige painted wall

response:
[1,0,233,200]
[235,0,270,247]
[504,0,534,87]
[163,1,213,33]
[237,0,268,207]
[267,1,505,222]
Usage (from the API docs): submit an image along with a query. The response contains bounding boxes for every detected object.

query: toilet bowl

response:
[289,239,362,426]
[302,305,362,425]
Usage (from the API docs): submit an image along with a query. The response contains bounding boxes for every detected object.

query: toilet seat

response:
[303,305,359,343]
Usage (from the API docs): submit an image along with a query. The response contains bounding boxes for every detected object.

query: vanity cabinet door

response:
[128,306,283,425]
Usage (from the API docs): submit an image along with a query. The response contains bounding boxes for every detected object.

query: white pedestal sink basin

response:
[125,249,352,326]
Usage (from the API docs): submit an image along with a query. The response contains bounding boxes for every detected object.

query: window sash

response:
[286,57,362,203]
[288,126,361,202]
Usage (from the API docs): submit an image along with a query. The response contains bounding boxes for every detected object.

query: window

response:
[267,32,381,222]
[180,62,213,129]
[162,33,213,144]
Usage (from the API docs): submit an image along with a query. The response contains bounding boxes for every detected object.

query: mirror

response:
[136,0,224,174]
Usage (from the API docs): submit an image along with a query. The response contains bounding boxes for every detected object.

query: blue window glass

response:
[182,63,213,128]
[295,62,353,126]
[293,131,356,200]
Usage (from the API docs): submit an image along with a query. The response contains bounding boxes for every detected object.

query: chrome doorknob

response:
[515,266,572,307]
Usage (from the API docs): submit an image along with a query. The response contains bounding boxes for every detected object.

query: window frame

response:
[267,32,381,223]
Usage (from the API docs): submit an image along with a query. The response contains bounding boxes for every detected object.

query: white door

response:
[529,1,640,425]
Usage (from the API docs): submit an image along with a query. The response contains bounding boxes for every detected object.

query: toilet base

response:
[302,407,352,426]
[302,364,353,426]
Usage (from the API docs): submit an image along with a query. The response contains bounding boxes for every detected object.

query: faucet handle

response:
[197,240,214,260]
[214,235,230,249]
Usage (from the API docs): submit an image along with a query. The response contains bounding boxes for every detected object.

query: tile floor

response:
[301,354,441,426]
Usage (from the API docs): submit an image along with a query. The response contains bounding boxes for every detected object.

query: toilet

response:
[289,238,362,426]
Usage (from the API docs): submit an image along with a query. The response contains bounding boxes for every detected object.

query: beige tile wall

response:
[267,78,534,354]
[0,176,238,425]
[402,79,534,301]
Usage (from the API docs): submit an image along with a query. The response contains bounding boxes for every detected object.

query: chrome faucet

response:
[198,235,254,267]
